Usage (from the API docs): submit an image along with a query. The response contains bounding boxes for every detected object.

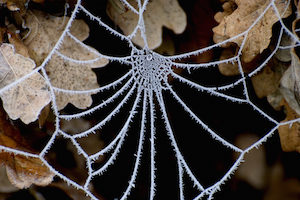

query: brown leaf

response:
[262,58,288,110]
[217,46,269,77]
[214,1,236,27]
[0,27,6,43]
[4,0,27,15]
[6,155,54,189]
[267,89,284,110]
[263,162,300,200]
[7,32,52,126]
[155,33,175,56]
[278,17,300,116]
[296,0,300,13]
[0,165,18,193]
[213,0,292,62]
[24,10,108,110]
[234,133,267,189]
[251,60,285,98]
[0,43,50,124]
[0,108,54,189]
[38,104,50,128]
[218,47,240,76]
[275,33,292,62]
[278,100,300,153]
[280,51,300,115]
[107,0,187,49]
[7,31,30,57]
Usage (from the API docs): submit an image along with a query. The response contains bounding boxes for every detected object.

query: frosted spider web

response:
[0,0,298,199]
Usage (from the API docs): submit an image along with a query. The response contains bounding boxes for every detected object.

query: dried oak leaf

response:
[0,0,27,14]
[267,89,283,110]
[251,59,287,98]
[278,18,300,115]
[24,10,108,110]
[218,47,240,76]
[213,0,292,63]
[107,0,187,49]
[217,46,266,77]
[278,100,300,153]
[0,27,6,43]
[0,165,18,193]
[5,154,54,189]
[0,43,50,124]
[0,108,54,189]
[214,1,236,39]
[280,49,300,115]
[275,33,292,62]
[7,31,30,57]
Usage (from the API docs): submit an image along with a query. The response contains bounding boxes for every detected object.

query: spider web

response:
[0,0,297,199]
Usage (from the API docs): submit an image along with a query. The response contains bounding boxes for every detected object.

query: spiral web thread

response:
[0,0,297,199]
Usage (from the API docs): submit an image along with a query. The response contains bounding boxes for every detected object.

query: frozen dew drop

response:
[146,54,153,61]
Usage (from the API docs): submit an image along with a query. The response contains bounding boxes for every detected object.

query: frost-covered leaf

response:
[0,44,50,124]
[107,0,187,49]
[213,0,292,62]
[24,10,109,110]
